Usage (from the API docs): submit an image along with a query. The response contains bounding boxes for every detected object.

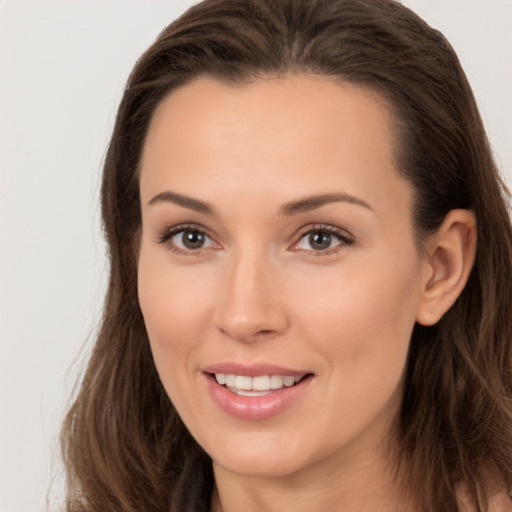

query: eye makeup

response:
[155,220,355,258]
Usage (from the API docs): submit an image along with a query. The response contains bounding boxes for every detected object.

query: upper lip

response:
[202,362,312,377]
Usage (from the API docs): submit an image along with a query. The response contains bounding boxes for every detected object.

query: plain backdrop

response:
[0,1,511,511]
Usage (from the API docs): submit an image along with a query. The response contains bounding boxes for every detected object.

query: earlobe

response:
[416,209,477,326]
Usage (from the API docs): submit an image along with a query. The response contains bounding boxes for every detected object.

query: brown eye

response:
[180,231,205,249]
[296,230,342,251]
[293,226,353,253]
[308,231,333,251]
[171,229,213,250]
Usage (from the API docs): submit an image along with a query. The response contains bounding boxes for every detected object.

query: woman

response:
[61,0,512,510]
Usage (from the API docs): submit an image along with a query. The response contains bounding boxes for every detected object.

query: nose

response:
[214,249,289,343]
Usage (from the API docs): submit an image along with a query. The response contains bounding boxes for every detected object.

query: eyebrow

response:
[147,190,372,216]
[148,191,215,215]
[280,192,373,215]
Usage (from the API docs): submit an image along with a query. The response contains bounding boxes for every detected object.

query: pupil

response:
[309,231,331,250]
[183,231,205,249]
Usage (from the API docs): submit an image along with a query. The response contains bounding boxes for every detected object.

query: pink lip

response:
[202,366,313,421]
[203,362,309,377]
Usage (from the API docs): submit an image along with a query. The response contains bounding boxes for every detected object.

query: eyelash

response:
[156,223,354,255]
[292,224,354,255]
[157,223,217,255]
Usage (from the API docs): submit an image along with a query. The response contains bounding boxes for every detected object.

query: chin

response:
[213,453,308,479]
[205,430,319,479]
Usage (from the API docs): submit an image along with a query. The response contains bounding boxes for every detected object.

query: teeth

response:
[235,375,252,390]
[270,375,284,389]
[235,389,273,397]
[215,373,227,385]
[252,375,270,391]
[214,373,305,392]
[283,376,295,387]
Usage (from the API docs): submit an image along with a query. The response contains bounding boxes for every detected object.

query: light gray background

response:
[0,1,511,511]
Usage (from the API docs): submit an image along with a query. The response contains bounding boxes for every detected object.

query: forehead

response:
[139,74,411,218]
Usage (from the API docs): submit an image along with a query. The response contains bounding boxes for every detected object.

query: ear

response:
[416,209,477,326]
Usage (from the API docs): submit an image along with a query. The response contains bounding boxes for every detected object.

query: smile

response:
[214,373,305,396]
[203,368,314,420]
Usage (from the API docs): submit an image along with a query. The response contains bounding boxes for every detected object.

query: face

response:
[138,75,428,480]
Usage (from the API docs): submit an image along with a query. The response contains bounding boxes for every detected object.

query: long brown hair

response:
[61,1,512,510]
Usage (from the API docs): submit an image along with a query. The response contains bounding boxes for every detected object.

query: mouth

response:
[210,372,312,397]
[202,364,315,420]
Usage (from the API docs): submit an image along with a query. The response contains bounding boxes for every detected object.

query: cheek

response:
[138,236,217,333]
[140,274,209,340]
[297,256,419,339]
[292,254,421,407]
[137,249,213,393]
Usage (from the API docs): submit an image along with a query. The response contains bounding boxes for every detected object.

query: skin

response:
[137,75,477,512]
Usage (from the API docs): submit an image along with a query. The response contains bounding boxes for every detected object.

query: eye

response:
[173,229,213,250]
[158,225,218,253]
[292,226,353,253]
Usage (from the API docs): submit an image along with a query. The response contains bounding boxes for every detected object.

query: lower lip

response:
[204,374,313,421]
